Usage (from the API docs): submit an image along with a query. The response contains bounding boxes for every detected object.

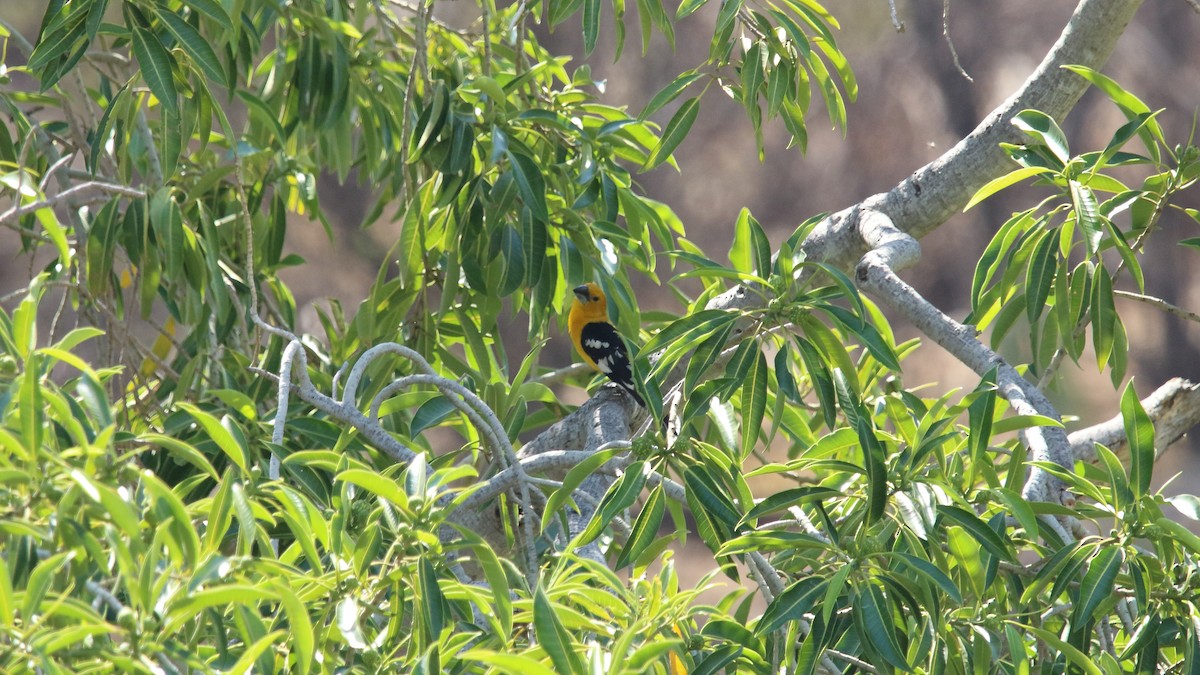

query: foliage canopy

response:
[3,0,1200,672]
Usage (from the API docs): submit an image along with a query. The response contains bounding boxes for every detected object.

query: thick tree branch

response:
[808,0,1144,274]
[853,211,1075,505]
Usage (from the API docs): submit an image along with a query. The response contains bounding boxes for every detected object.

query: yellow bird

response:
[568,282,646,407]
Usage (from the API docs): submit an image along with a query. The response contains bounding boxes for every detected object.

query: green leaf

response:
[938,505,1011,561]
[857,582,910,671]
[419,557,445,638]
[856,415,887,523]
[583,0,601,54]
[457,652,557,675]
[542,444,628,532]
[1025,227,1059,323]
[966,370,997,484]
[1008,622,1103,675]
[795,336,837,428]
[507,150,549,222]
[614,486,665,568]
[270,580,314,675]
[575,461,650,546]
[683,318,736,396]
[1120,380,1155,497]
[886,552,963,603]
[739,347,768,459]
[534,586,585,675]
[740,42,765,116]
[757,577,824,635]
[1072,546,1123,626]
[683,465,743,531]
[739,486,842,525]
[640,71,704,120]
[643,309,738,382]
[676,0,710,19]
[965,167,1053,211]
[1091,267,1116,371]
[1063,65,1163,163]
[178,403,248,474]
[128,10,179,116]
[499,223,525,297]
[155,8,226,87]
[643,97,699,170]
[1070,180,1104,257]
[336,469,409,508]
[1013,109,1070,164]
[186,0,234,30]
[410,396,457,437]
[1169,494,1200,520]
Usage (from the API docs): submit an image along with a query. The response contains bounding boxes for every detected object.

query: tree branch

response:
[852,210,1076,506]
[804,0,1144,274]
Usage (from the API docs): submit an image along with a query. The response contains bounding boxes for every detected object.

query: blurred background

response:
[3,0,1199,556]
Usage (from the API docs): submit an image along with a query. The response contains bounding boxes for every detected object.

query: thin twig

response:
[1115,289,1200,323]
[942,0,973,82]
[0,181,146,226]
[886,0,905,32]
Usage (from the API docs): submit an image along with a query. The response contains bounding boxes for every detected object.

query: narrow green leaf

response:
[858,582,910,671]
[856,416,887,523]
[740,347,769,460]
[1103,219,1144,293]
[507,150,549,222]
[156,8,226,87]
[1008,622,1103,675]
[676,0,710,19]
[1091,267,1116,371]
[499,223,525,296]
[419,557,445,638]
[684,318,736,395]
[542,444,627,532]
[178,402,247,474]
[410,396,457,437]
[1120,380,1155,497]
[270,580,314,675]
[757,577,824,635]
[887,552,963,603]
[534,586,585,675]
[643,97,699,170]
[1063,65,1163,162]
[186,0,234,30]
[1025,227,1059,323]
[740,486,842,525]
[683,465,742,531]
[965,167,1053,211]
[966,370,997,481]
[938,505,1011,561]
[336,469,409,508]
[640,72,703,120]
[795,336,836,428]
[740,43,765,116]
[1072,546,1124,626]
[128,13,179,116]
[614,486,665,568]
[582,0,601,54]
[576,461,649,545]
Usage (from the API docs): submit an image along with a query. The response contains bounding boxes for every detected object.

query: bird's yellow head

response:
[572,283,606,314]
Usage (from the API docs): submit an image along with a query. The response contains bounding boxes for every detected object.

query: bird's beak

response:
[573,285,591,302]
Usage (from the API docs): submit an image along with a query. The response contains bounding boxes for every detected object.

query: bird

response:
[568,282,646,407]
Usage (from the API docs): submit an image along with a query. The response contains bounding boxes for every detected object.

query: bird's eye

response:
[591,295,598,301]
